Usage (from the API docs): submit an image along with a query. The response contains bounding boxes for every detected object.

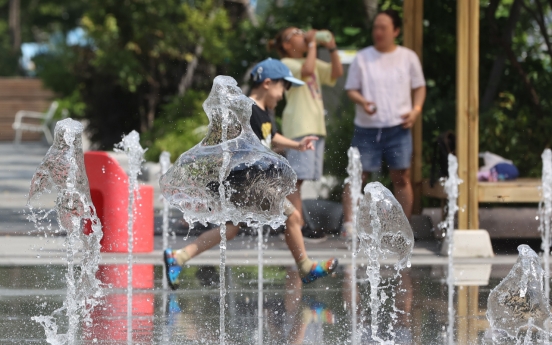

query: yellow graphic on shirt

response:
[261,123,272,139]
[261,122,272,148]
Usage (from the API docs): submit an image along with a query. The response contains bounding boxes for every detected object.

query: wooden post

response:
[456,285,468,345]
[457,0,480,229]
[467,286,480,343]
[403,0,414,48]
[456,0,479,229]
[403,0,424,215]
[467,0,480,229]
[456,0,469,229]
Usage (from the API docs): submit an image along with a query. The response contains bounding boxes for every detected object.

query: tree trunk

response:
[243,0,258,27]
[142,59,160,132]
[8,0,21,53]
[522,0,552,65]
[146,91,159,131]
[487,0,541,117]
[363,0,378,24]
[178,42,204,97]
[481,0,521,110]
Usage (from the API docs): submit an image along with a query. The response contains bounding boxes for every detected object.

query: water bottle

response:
[315,30,332,44]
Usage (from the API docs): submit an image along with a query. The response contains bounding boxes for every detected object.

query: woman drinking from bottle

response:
[268,27,343,242]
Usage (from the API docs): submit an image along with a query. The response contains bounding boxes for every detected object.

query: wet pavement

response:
[0,225,541,344]
[0,260,541,344]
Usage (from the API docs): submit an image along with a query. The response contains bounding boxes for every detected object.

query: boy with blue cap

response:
[163,59,338,290]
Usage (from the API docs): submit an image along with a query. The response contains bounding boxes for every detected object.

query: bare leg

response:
[282,209,308,263]
[342,172,370,223]
[390,168,413,219]
[285,269,307,345]
[287,180,304,225]
[181,223,240,259]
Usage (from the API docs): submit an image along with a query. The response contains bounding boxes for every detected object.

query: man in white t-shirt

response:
[342,10,426,236]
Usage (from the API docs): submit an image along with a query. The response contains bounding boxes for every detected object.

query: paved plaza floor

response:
[0,143,548,345]
[0,142,535,269]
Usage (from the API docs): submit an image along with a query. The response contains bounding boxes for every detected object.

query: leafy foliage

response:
[13,0,552,182]
[0,0,20,75]
[143,90,208,162]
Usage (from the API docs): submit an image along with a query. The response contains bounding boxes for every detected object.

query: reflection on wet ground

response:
[0,262,541,344]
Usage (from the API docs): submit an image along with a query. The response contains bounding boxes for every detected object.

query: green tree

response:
[81,0,231,132]
[27,0,552,177]
[0,0,21,75]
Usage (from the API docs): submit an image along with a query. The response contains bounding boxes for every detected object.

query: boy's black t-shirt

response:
[250,103,276,147]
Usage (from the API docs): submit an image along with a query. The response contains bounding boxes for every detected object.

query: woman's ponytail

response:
[267,39,278,53]
[268,28,288,57]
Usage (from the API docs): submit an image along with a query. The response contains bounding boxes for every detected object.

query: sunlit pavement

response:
[0,234,526,267]
[0,142,532,268]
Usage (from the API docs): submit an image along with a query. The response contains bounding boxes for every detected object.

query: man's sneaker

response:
[301,224,327,243]
[301,258,338,284]
[163,249,182,290]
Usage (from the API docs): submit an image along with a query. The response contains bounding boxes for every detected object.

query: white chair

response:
[12,101,58,144]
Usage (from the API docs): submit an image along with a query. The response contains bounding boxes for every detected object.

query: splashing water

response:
[114,130,146,345]
[29,118,103,345]
[159,150,172,345]
[487,245,552,344]
[216,95,232,344]
[160,76,296,229]
[356,182,414,343]
[438,154,461,345]
[257,224,264,345]
[159,151,171,291]
[160,76,296,344]
[540,149,552,306]
[346,147,362,344]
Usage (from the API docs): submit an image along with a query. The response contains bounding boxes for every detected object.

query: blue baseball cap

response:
[250,58,305,87]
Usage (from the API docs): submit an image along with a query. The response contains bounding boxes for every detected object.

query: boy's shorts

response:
[286,136,325,180]
[351,125,412,172]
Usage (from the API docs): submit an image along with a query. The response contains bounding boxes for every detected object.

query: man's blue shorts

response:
[351,124,412,172]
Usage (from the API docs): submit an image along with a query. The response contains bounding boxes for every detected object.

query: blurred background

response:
[0,0,549,203]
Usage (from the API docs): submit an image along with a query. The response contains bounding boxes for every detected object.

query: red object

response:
[84,151,154,253]
[85,264,155,343]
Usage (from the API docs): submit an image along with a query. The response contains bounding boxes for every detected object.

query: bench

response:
[12,101,59,144]
[422,178,541,203]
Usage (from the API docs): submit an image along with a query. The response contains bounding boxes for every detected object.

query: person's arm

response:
[347,90,376,115]
[412,85,426,110]
[329,49,343,79]
[272,133,318,151]
[301,30,318,78]
[322,35,343,79]
[400,86,426,129]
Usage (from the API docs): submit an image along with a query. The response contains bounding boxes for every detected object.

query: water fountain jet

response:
[439,154,461,344]
[28,118,103,345]
[345,147,362,344]
[160,75,296,344]
[487,244,552,344]
[540,149,552,302]
[356,182,414,343]
[114,130,146,345]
